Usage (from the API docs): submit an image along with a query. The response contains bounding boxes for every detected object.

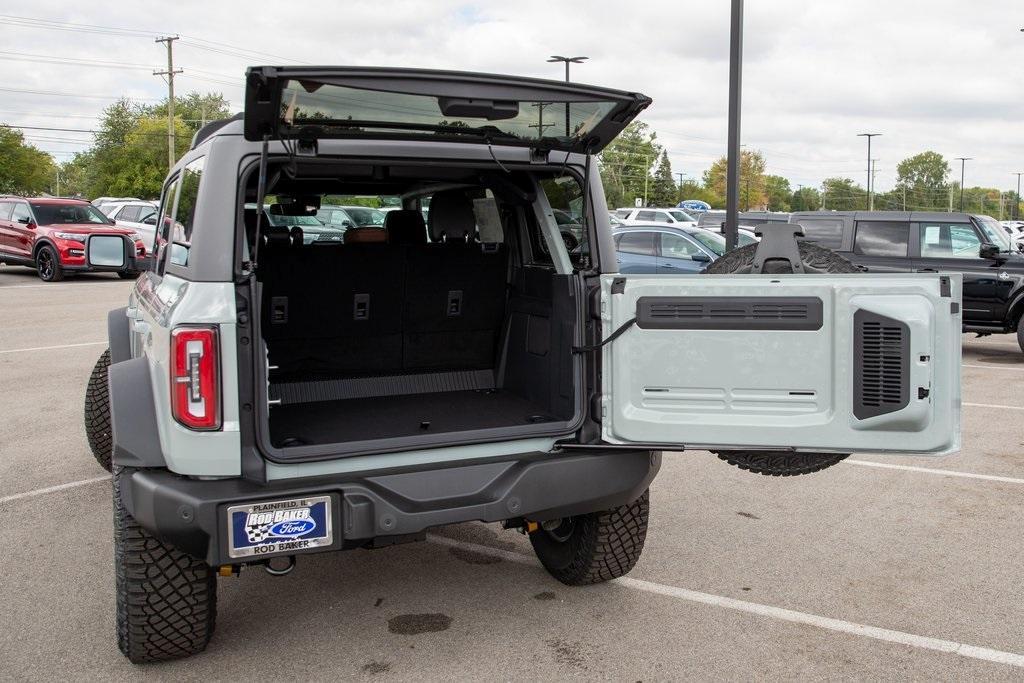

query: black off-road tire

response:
[706,239,857,476]
[113,467,217,663]
[714,451,849,477]
[529,490,649,586]
[85,349,113,472]
[1016,316,1024,354]
[35,244,65,282]
[705,240,861,275]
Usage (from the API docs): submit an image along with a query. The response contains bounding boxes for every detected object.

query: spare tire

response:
[704,239,857,476]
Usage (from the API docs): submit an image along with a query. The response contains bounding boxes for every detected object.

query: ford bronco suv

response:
[83,67,962,663]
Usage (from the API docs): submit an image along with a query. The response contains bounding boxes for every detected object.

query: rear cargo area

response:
[254,187,580,454]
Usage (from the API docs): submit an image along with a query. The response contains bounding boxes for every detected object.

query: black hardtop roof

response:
[789,210,982,222]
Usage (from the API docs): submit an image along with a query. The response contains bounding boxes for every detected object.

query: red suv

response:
[0,196,148,282]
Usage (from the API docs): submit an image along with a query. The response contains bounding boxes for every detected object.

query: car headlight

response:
[52,231,86,242]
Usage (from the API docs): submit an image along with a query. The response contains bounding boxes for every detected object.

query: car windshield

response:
[687,229,726,255]
[266,213,324,227]
[30,202,111,226]
[669,210,694,222]
[975,216,1012,252]
[343,207,386,226]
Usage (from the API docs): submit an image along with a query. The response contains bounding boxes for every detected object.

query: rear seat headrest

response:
[428,190,477,243]
[344,227,387,244]
[289,226,304,246]
[262,226,290,246]
[384,210,427,245]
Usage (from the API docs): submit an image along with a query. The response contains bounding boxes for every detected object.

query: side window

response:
[154,176,181,274]
[796,219,844,249]
[654,211,672,223]
[919,223,982,259]
[617,231,656,256]
[636,210,657,221]
[660,233,700,259]
[853,221,909,257]
[11,202,31,223]
[0,201,14,220]
[169,156,205,267]
[116,206,141,222]
[539,176,588,269]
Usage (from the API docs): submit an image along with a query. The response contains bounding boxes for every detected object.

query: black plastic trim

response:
[636,296,823,331]
[107,307,130,364]
[110,357,166,468]
[123,449,659,565]
[853,310,910,420]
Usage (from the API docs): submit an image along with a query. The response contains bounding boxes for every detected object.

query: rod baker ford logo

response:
[245,507,317,544]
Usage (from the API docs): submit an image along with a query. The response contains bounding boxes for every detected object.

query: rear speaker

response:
[853,310,909,420]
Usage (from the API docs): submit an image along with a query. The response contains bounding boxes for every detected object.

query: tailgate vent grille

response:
[636,297,822,330]
[854,310,909,419]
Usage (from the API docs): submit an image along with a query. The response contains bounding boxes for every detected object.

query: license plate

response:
[226,495,333,559]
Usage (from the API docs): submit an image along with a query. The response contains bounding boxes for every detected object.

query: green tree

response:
[764,175,791,212]
[703,149,767,210]
[648,150,677,207]
[151,92,232,136]
[895,151,950,211]
[790,187,821,211]
[598,121,662,208]
[821,177,865,211]
[0,127,56,195]
[58,152,94,197]
[679,178,722,208]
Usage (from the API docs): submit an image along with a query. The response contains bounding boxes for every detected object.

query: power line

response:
[0,86,163,101]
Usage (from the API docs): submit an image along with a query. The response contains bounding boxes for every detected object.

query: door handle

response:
[659,263,676,269]
[916,268,938,273]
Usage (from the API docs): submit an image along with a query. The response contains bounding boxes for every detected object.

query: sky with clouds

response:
[1,0,1021,193]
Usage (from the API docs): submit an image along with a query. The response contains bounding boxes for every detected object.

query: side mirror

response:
[979,243,1000,260]
[17,216,31,225]
[692,251,712,263]
[143,216,157,225]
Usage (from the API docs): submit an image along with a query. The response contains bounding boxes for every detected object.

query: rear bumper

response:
[122,450,661,566]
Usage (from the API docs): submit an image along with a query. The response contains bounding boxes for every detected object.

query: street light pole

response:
[955,157,971,212]
[724,0,744,252]
[547,55,587,137]
[857,133,880,211]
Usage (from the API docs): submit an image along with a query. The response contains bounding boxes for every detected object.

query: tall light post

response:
[857,133,881,210]
[724,0,744,252]
[1013,172,1023,221]
[548,55,587,137]
[955,157,971,212]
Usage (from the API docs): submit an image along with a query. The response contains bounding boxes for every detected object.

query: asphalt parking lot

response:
[1,263,1022,680]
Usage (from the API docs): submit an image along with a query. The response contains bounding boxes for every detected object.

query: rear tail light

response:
[170,326,221,430]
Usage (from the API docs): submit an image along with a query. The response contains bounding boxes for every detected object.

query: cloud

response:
[1,0,1021,191]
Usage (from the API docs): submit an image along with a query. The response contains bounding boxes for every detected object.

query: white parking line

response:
[0,341,106,355]
[427,534,1024,669]
[0,476,108,505]
[964,401,1024,411]
[0,281,124,290]
[963,363,1024,372]
[846,460,1024,485]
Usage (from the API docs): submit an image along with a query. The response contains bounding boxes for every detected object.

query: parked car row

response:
[0,196,148,281]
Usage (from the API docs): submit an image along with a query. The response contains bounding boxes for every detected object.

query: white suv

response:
[616,206,697,226]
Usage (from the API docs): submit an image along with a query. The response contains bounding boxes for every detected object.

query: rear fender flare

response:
[107,307,131,364]
[110,357,166,468]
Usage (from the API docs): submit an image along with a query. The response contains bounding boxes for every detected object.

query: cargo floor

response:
[268,389,557,446]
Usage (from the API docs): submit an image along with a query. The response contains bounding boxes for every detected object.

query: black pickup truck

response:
[790,211,1024,350]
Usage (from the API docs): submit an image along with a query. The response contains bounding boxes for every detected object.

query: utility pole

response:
[955,157,971,212]
[1013,172,1023,221]
[902,185,906,210]
[723,0,744,252]
[154,36,182,170]
[642,154,650,206]
[528,102,555,138]
[870,158,879,210]
[857,133,881,211]
[547,55,587,136]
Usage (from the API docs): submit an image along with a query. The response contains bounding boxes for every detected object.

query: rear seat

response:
[404,191,506,371]
[260,191,506,378]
